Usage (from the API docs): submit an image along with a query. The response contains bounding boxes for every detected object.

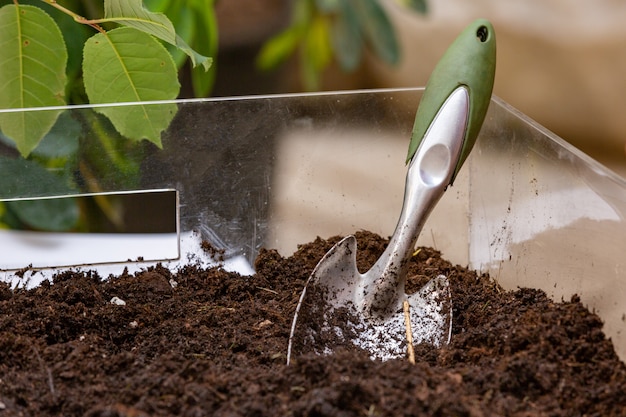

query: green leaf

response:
[104,0,176,43]
[81,112,143,185]
[305,15,333,72]
[299,14,332,90]
[396,0,428,14]
[7,196,79,231]
[315,0,340,12]
[189,0,218,96]
[0,155,74,197]
[175,34,213,72]
[0,111,80,159]
[0,4,67,157]
[142,0,170,12]
[353,0,399,65]
[0,155,78,231]
[257,26,302,70]
[163,6,195,68]
[332,0,362,71]
[82,27,180,147]
[31,111,80,159]
[103,0,211,71]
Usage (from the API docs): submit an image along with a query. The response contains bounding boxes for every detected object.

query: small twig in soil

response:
[403,300,416,365]
[256,286,278,295]
[33,346,56,399]
[205,384,228,402]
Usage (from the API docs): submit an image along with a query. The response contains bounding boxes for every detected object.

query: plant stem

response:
[39,0,105,33]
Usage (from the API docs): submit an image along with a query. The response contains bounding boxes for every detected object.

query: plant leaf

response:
[104,0,176,43]
[396,0,428,14]
[305,15,333,72]
[299,14,332,90]
[352,0,399,65]
[332,0,362,71]
[142,0,171,13]
[82,27,180,147]
[315,0,340,12]
[175,34,213,72]
[31,111,80,159]
[189,0,218,96]
[0,110,80,159]
[162,6,195,68]
[0,4,67,157]
[7,196,79,231]
[0,155,75,197]
[257,26,302,70]
[104,0,211,71]
[0,155,79,231]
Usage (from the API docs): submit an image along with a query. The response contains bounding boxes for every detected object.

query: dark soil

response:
[1,231,625,416]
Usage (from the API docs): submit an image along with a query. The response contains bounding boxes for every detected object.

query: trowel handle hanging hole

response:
[476,26,489,42]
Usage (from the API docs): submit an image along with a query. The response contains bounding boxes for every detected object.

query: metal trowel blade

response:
[287,235,452,362]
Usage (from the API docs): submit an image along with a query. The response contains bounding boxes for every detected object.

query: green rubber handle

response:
[406,19,496,184]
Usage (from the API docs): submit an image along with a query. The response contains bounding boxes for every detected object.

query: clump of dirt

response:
[0,231,625,416]
[200,241,225,262]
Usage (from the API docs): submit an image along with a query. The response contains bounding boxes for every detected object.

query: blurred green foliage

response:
[258,0,428,90]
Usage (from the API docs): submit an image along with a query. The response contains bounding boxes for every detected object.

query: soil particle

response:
[0,231,625,416]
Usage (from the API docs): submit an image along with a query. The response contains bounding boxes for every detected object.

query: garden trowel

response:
[287,19,496,364]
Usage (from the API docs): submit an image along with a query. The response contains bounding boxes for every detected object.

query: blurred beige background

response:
[214,0,626,177]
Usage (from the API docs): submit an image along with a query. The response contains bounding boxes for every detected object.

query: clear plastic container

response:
[1,89,625,359]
